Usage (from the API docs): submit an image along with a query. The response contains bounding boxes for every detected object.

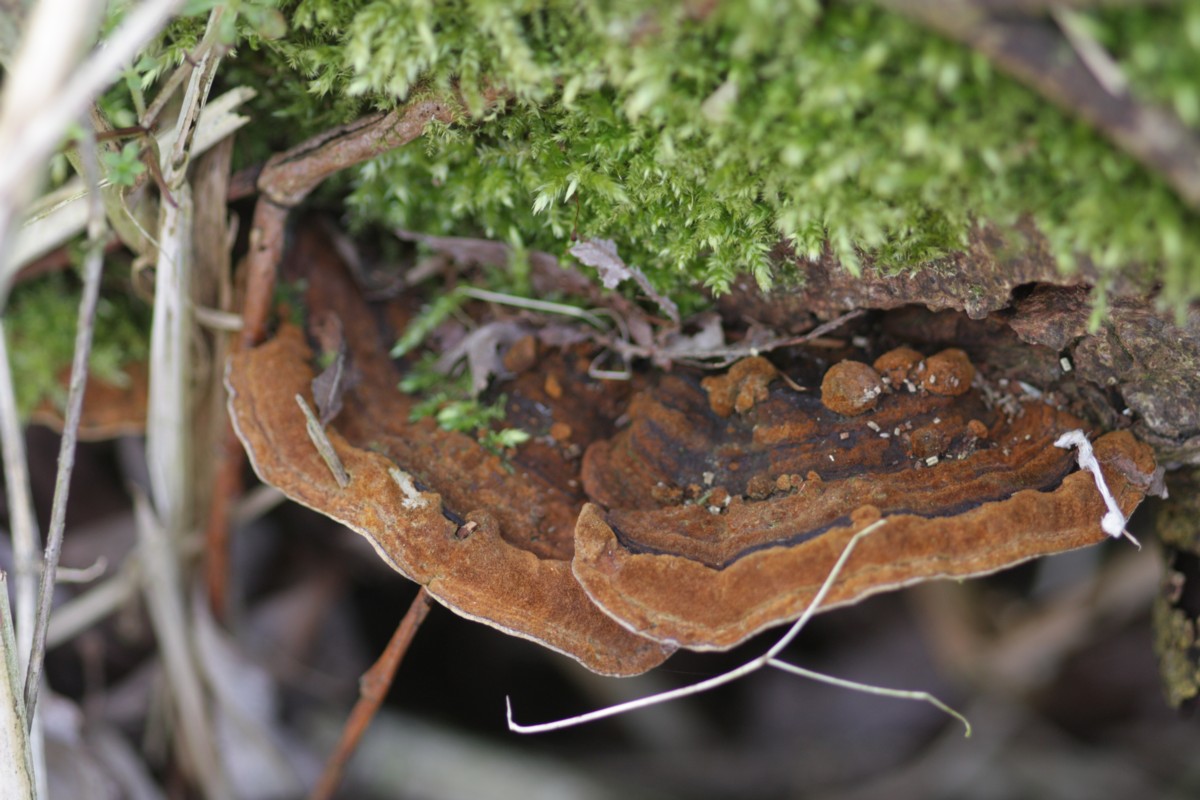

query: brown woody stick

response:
[310,588,435,800]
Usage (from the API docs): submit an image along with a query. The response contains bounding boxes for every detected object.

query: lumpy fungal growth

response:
[702,356,779,417]
[229,229,1161,669]
[873,347,924,386]
[919,349,976,396]
[821,361,885,416]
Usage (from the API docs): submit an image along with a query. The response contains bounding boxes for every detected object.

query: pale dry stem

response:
[0,573,36,799]
[23,124,107,729]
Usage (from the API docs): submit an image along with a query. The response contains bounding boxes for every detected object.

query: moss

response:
[1153,470,1200,708]
[1154,600,1200,708]
[4,271,151,418]
[179,1,1200,309]
[1090,0,1200,129]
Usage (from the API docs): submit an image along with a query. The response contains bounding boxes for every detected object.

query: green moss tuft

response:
[216,0,1200,308]
[5,271,151,418]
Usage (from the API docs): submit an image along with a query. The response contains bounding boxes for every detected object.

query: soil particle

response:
[503,334,539,373]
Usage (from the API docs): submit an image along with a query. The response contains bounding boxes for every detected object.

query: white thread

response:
[1053,430,1138,546]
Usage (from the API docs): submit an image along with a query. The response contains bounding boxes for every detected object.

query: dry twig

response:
[22,124,107,727]
[0,573,36,799]
[310,588,435,800]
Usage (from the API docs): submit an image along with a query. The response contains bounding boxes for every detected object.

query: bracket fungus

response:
[575,341,1156,650]
[30,363,150,440]
[226,230,674,676]
[227,228,1159,674]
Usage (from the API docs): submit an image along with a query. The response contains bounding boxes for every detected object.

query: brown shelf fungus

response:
[225,229,674,677]
[227,227,1159,673]
[574,351,1158,651]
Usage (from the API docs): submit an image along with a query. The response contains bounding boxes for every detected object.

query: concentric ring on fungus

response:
[573,352,1157,651]
[228,226,1158,671]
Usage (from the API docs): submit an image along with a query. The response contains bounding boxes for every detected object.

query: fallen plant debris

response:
[226,225,1161,677]
[568,237,681,324]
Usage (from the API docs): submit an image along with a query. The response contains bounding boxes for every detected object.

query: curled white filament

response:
[1054,430,1138,547]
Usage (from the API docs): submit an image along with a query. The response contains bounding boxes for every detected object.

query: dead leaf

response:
[569,238,680,323]
[309,312,362,425]
[435,320,530,396]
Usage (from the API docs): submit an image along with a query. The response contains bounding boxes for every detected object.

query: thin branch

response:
[764,515,887,660]
[1052,7,1128,96]
[506,520,886,734]
[46,561,141,649]
[458,286,610,329]
[145,0,226,534]
[131,489,230,800]
[22,123,107,726]
[139,14,232,796]
[0,325,42,671]
[310,588,434,800]
[192,134,236,620]
[0,315,44,800]
[766,659,972,735]
[506,658,764,734]
[676,309,865,368]
[607,309,866,369]
[296,394,350,488]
